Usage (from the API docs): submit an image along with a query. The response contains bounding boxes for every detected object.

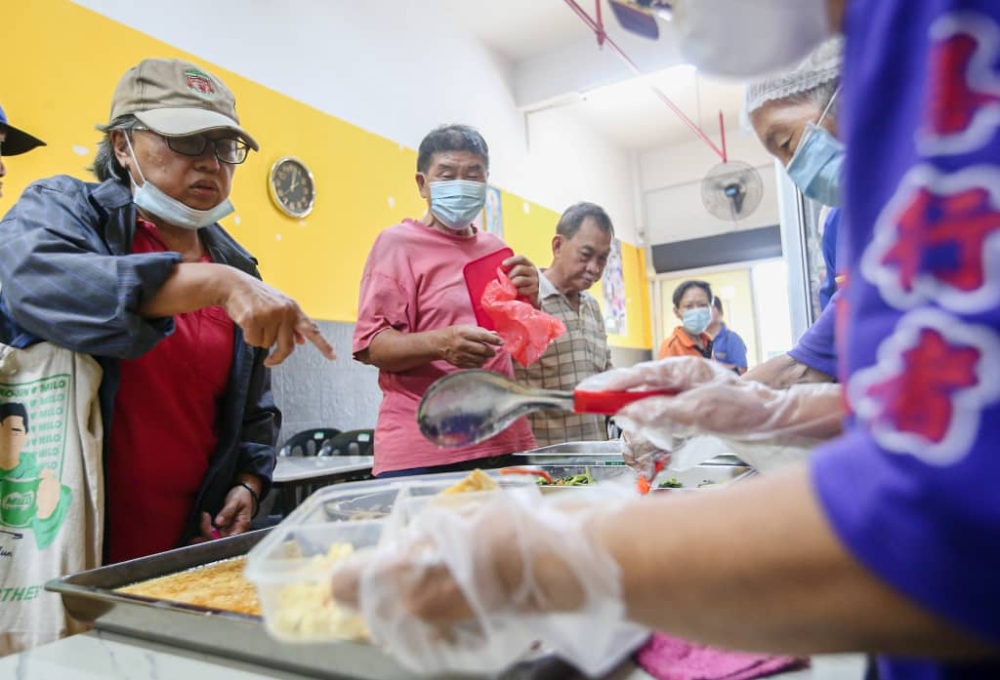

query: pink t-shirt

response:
[353,219,536,474]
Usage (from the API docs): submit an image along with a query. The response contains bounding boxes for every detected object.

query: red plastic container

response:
[463,247,513,330]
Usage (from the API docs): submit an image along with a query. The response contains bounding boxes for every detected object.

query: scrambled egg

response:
[272,543,367,640]
[272,469,499,641]
[439,468,499,495]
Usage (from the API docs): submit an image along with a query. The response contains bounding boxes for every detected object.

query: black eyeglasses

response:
[133,126,249,164]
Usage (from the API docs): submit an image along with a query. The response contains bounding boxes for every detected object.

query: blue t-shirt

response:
[788,292,838,379]
[712,324,748,371]
[811,2,1000,678]
[819,208,841,311]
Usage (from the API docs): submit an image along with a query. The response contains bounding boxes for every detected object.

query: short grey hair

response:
[556,202,615,239]
[90,114,140,184]
[416,124,489,174]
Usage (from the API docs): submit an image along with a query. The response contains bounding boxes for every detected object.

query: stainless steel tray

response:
[47,531,422,680]
[45,497,619,679]
[516,440,747,468]
[520,440,621,456]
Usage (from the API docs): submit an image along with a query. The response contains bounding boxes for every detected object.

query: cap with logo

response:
[108,58,259,151]
[0,102,47,156]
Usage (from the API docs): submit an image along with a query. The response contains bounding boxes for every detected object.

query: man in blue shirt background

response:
[708,297,748,375]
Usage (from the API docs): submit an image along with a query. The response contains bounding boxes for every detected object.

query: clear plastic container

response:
[246,516,382,643]
[246,470,537,643]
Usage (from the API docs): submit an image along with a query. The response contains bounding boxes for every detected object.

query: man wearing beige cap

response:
[0,56,334,653]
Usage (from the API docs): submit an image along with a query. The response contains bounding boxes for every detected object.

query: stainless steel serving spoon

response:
[417,370,674,447]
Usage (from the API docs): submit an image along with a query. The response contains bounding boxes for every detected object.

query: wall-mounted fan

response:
[701,160,763,222]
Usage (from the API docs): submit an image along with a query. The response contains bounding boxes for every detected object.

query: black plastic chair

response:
[277,428,342,457]
[318,429,374,457]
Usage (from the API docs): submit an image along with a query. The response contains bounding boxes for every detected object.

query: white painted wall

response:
[523,105,637,243]
[639,126,777,244]
[70,0,639,243]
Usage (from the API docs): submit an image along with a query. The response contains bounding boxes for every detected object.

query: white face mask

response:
[124,133,234,231]
[670,0,831,78]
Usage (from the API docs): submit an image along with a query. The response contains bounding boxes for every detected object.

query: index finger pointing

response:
[298,318,337,360]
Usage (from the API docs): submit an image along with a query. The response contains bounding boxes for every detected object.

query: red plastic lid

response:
[463,247,513,330]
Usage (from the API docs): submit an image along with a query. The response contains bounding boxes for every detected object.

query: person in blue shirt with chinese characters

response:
[330,3,1000,680]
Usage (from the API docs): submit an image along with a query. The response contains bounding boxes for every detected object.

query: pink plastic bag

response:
[482,268,566,366]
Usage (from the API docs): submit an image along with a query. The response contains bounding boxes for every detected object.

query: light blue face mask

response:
[125,133,235,230]
[682,307,712,335]
[428,179,487,231]
[786,88,844,207]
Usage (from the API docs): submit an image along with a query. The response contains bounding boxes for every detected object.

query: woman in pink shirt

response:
[353,125,538,476]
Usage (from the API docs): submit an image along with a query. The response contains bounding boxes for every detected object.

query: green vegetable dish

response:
[658,478,718,489]
[536,467,596,486]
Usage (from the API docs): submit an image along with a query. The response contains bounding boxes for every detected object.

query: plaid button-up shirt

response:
[514,270,612,446]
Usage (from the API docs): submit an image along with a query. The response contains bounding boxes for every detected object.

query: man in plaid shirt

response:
[514,203,614,446]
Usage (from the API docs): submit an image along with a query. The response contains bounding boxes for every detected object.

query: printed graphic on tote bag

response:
[0,375,72,550]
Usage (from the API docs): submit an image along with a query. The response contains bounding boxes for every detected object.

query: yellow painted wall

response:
[4,0,651,350]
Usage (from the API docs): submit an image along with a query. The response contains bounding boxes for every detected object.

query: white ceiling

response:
[558,67,747,150]
[440,0,749,152]
[436,0,595,62]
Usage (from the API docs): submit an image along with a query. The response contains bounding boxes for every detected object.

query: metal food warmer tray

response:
[511,463,755,491]
[45,474,604,680]
[45,460,755,680]
[517,440,748,468]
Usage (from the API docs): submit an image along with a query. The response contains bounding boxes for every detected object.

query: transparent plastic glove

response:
[331,487,647,677]
[580,357,842,450]
[579,356,738,395]
[620,431,671,481]
[615,379,844,452]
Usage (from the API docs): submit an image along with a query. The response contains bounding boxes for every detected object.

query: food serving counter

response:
[20,459,865,680]
[0,630,867,680]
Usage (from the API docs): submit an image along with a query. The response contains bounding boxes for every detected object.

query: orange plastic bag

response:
[482,268,566,366]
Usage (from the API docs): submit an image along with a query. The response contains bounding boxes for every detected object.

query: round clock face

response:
[268,157,316,218]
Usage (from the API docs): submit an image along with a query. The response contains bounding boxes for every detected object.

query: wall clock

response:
[268,156,315,218]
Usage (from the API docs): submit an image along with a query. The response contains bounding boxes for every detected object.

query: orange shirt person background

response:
[657,280,714,360]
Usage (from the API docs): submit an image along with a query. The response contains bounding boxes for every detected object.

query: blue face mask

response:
[428,180,487,231]
[786,123,844,207]
[682,307,712,335]
[125,133,235,230]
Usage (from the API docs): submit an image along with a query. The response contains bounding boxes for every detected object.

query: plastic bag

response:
[482,268,566,366]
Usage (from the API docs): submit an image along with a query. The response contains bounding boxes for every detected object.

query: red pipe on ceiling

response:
[562,0,728,163]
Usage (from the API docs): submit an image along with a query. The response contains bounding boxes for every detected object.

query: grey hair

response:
[416,124,489,174]
[556,202,615,239]
[90,115,140,184]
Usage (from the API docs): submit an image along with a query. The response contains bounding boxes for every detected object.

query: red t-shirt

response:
[106,220,235,562]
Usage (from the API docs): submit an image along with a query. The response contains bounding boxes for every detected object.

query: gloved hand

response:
[620,431,670,482]
[580,357,844,453]
[331,487,647,676]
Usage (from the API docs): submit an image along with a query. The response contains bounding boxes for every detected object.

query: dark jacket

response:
[0,176,280,546]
